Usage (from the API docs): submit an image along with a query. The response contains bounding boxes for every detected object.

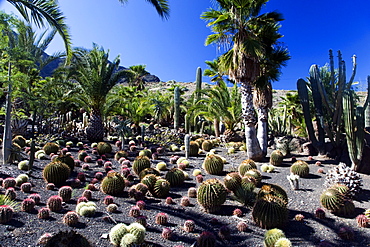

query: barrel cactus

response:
[233,179,256,206]
[252,194,288,229]
[97,142,112,155]
[202,154,224,175]
[238,159,257,176]
[224,172,242,191]
[141,174,158,191]
[115,150,128,161]
[0,205,14,224]
[269,150,284,166]
[152,178,171,198]
[197,179,227,213]
[201,140,213,152]
[244,169,262,185]
[335,199,355,217]
[55,155,75,172]
[132,156,151,176]
[165,168,185,187]
[189,141,200,157]
[320,188,345,212]
[43,161,71,185]
[109,223,128,246]
[257,184,288,206]
[138,149,152,159]
[290,160,310,177]
[101,172,125,196]
[12,135,27,148]
[139,168,160,180]
[43,142,59,155]
[264,228,286,247]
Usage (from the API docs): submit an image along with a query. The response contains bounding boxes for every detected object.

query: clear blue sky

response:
[1,0,370,90]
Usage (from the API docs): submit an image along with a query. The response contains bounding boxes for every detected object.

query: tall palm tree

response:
[127,65,150,90]
[201,0,286,161]
[66,44,132,142]
[204,57,226,86]
[118,0,169,19]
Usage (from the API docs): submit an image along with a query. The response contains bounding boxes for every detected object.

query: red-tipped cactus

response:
[338,226,354,240]
[106,203,118,213]
[20,182,32,193]
[180,196,190,207]
[188,187,197,198]
[237,221,248,232]
[295,214,305,222]
[21,198,36,212]
[161,227,173,240]
[46,183,55,190]
[58,186,73,202]
[136,200,146,210]
[356,214,369,227]
[0,205,14,223]
[129,206,141,217]
[103,196,114,205]
[233,208,243,217]
[314,208,326,219]
[183,220,195,232]
[77,172,86,182]
[82,190,92,201]
[47,195,63,212]
[218,225,231,240]
[28,193,41,205]
[165,197,173,205]
[63,211,79,226]
[5,188,16,200]
[197,231,216,247]
[3,177,16,189]
[77,196,89,204]
[37,207,50,219]
[136,215,147,227]
[155,212,168,225]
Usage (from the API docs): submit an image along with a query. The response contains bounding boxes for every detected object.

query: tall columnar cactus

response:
[343,90,365,171]
[364,76,370,128]
[174,86,181,129]
[197,179,227,213]
[195,67,202,102]
[184,134,191,159]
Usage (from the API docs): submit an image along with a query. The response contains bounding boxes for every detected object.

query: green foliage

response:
[152,178,171,198]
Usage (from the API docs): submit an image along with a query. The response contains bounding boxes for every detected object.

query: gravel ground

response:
[0,139,370,247]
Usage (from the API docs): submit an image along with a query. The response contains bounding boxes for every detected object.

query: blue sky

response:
[1,0,370,90]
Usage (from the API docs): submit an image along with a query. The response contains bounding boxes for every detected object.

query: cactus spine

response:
[197,179,227,213]
[174,86,180,129]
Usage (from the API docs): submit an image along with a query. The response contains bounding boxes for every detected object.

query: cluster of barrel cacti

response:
[320,183,355,217]
[109,222,146,246]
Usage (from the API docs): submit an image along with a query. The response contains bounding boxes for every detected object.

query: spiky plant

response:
[202,154,224,175]
[43,142,59,155]
[233,179,256,206]
[320,188,345,213]
[152,178,171,198]
[257,184,288,206]
[269,150,284,166]
[264,228,286,247]
[139,168,160,180]
[43,161,71,185]
[290,160,310,177]
[252,194,288,229]
[132,156,151,176]
[101,172,125,196]
[165,168,185,186]
[238,159,257,176]
[55,155,75,172]
[197,179,227,213]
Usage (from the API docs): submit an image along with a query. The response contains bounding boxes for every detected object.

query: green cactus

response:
[76,201,97,217]
[320,188,345,212]
[233,179,256,206]
[114,150,128,161]
[174,86,181,129]
[290,160,310,177]
[78,150,88,161]
[189,141,200,157]
[109,223,128,246]
[12,135,26,148]
[141,174,158,191]
[120,233,137,247]
[195,67,202,102]
[238,159,257,176]
[43,142,59,155]
[138,149,152,159]
[264,228,286,247]
[252,194,288,229]
[165,168,185,187]
[62,211,79,226]
[139,168,160,180]
[244,169,262,185]
[55,154,75,172]
[42,161,71,185]
[274,237,292,247]
[101,172,125,196]
[202,154,224,175]
[197,231,216,247]
[44,230,91,247]
[330,184,350,197]
[223,172,242,191]
[97,142,112,155]
[269,150,284,166]
[201,140,213,152]
[18,160,30,171]
[197,179,227,213]
[152,178,171,198]
[132,156,151,176]
[257,184,288,206]
[127,222,146,244]
[335,199,355,217]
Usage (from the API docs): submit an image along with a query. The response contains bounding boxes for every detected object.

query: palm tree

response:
[127,65,150,90]
[204,57,226,86]
[66,44,132,142]
[201,0,286,160]
[118,0,169,19]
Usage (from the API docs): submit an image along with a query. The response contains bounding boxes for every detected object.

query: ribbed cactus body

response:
[43,142,59,155]
[152,178,171,198]
[101,172,125,196]
[238,159,257,176]
[43,161,71,185]
[165,168,185,186]
[55,155,75,172]
[224,172,242,191]
[197,179,227,213]
[202,154,224,175]
[244,169,262,185]
[233,180,256,206]
[127,222,146,244]
[139,168,160,180]
[335,200,355,216]
[109,223,128,246]
[264,228,286,247]
[97,142,112,155]
[197,231,216,247]
[141,174,158,191]
[257,184,288,206]
[58,186,73,202]
[320,188,345,212]
[189,141,200,157]
[201,140,213,151]
[139,149,152,159]
[63,211,79,226]
[47,195,63,212]
[269,150,284,166]
[12,135,26,148]
[252,194,288,229]
[290,160,309,177]
[0,205,14,223]
[132,156,151,176]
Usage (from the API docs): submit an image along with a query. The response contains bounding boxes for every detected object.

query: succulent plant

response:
[257,184,288,206]
[290,160,310,177]
[152,178,171,198]
[12,135,27,148]
[76,201,97,217]
[218,225,231,240]
[165,168,185,186]
[202,154,224,175]
[365,208,370,220]
[324,162,362,197]
[238,159,257,176]
[356,214,369,227]
[109,223,128,246]
[274,237,292,247]
[139,149,152,158]
[18,160,30,171]
[233,179,256,206]
[136,200,146,210]
[55,155,75,172]
[294,214,305,221]
[244,169,262,185]
[252,194,288,229]
[233,208,243,217]
[44,230,90,247]
[45,183,55,190]
[155,212,168,225]
[269,150,284,166]
[127,222,146,244]
[183,220,195,232]
[224,172,242,191]
[0,205,14,223]
[101,172,125,196]
[330,183,350,198]
[43,161,71,185]
[202,140,213,151]
[193,169,202,176]
[3,177,16,189]
[337,226,354,240]
[320,188,345,212]
[97,142,112,155]
[37,207,50,219]
[132,155,151,176]
[161,227,173,240]
[236,221,248,232]
[314,208,326,219]
[115,150,128,161]
[20,182,32,193]
[261,164,275,173]
[141,174,157,191]
[335,199,355,217]
[63,211,79,226]
[197,231,216,247]
[165,197,174,204]
[197,179,227,213]
[156,162,168,171]
[43,142,59,155]
[180,196,190,206]
[129,206,141,217]
[189,141,200,157]
[107,203,118,213]
[15,174,29,186]
[28,193,41,204]
[58,186,73,202]
[4,188,16,201]
[77,196,88,204]
[139,167,160,180]
[21,198,36,213]
[82,190,92,201]
[188,187,197,198]
[47,195,63,212]
[78,150,88,162]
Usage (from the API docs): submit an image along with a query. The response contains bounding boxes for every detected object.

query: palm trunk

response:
[240,83,263,161]
[256,107,268,157]
[214,118,220,137]
[86,108,104,142]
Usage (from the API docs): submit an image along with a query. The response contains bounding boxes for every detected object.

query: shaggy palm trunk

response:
[214,118,220,137]
[86,108,104,142]
[240,83,263,161]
